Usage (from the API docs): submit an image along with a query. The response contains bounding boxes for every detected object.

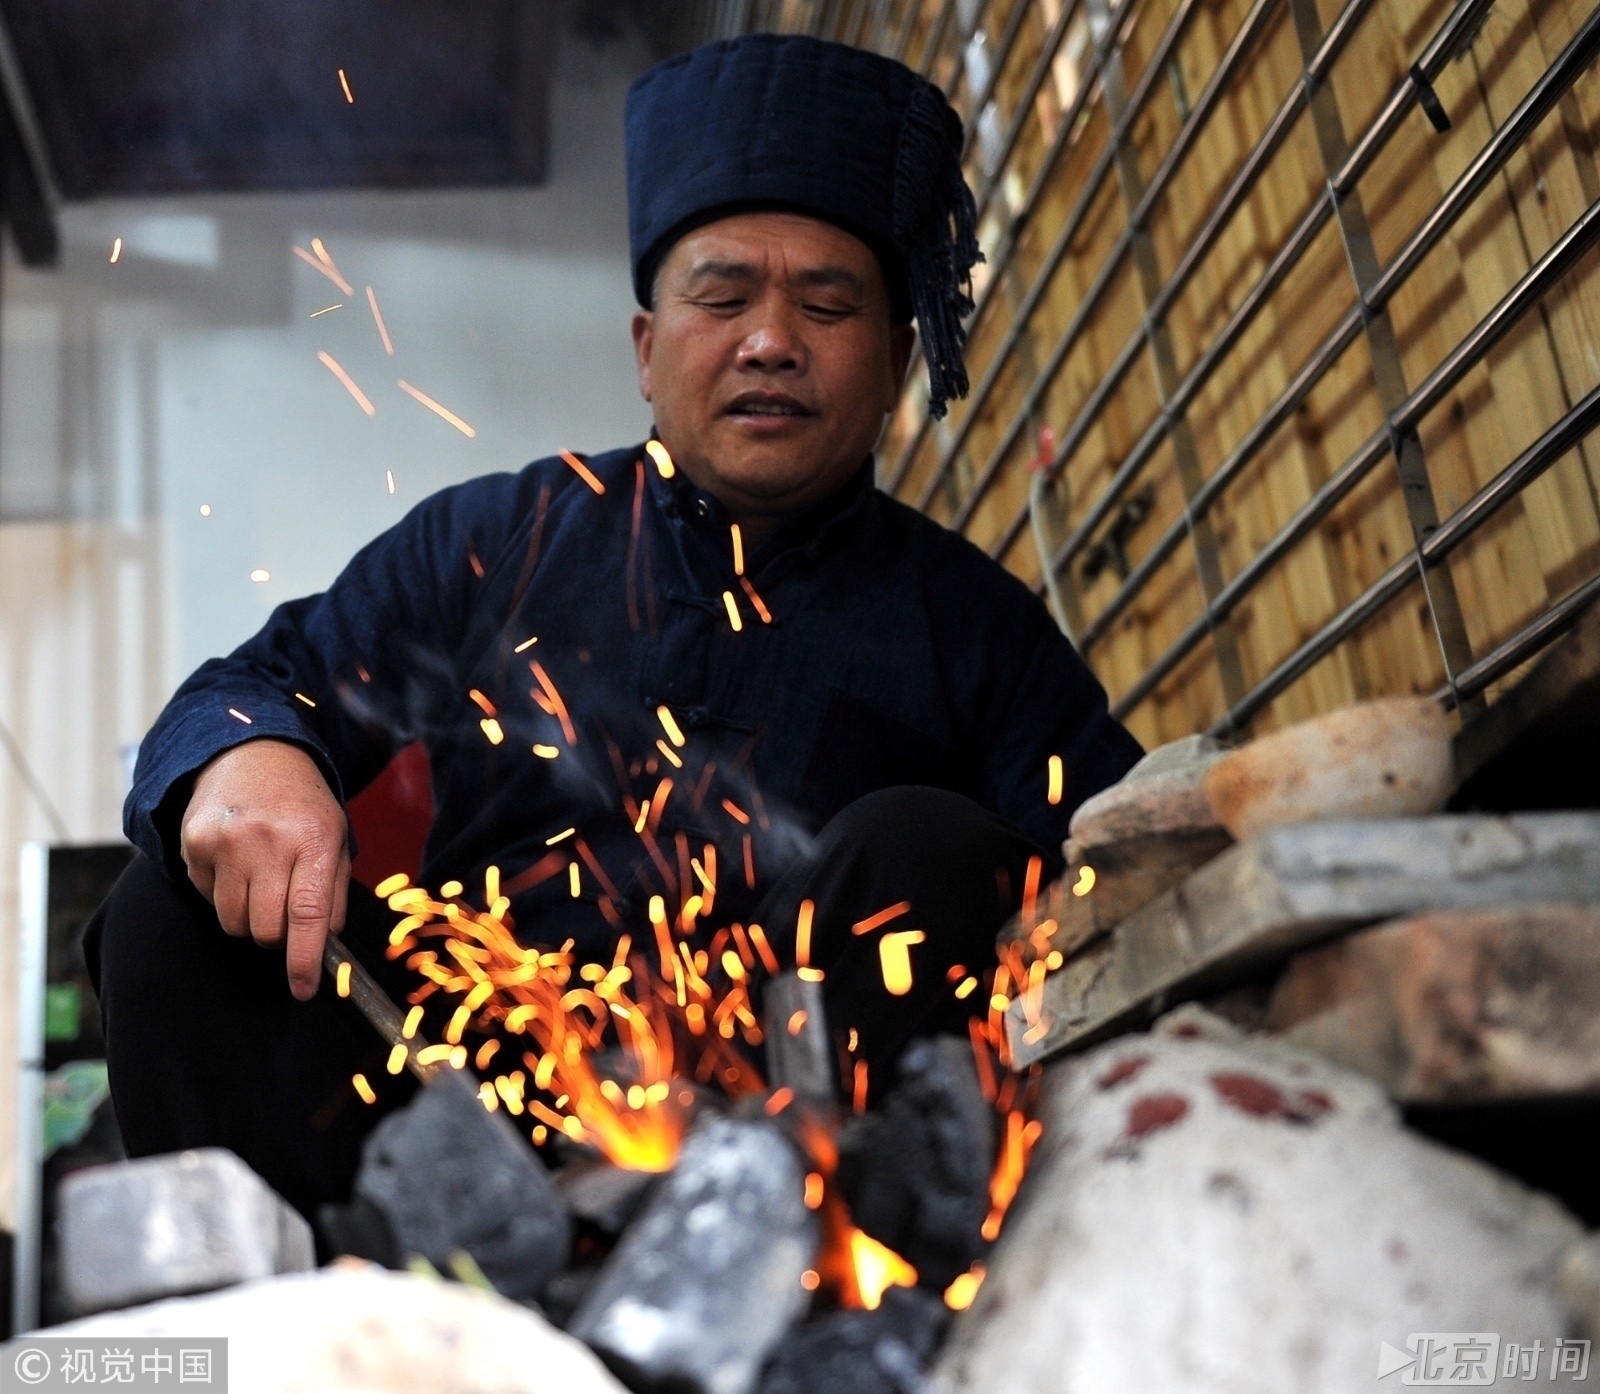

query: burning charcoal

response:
[763,971,836,1107]
[59,1148,314,1315]
[837,1036,993,1290]
[569,1115,819,1394]
[757,1286,948,1394]
[554,1158,664,1235]
[354,1069,570,1301]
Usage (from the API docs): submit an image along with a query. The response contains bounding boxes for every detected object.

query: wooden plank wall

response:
[746,0,1600,749]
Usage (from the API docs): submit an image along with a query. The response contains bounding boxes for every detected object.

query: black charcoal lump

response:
[758,1285,949,1394]
[353,1070,571,1300]
[569,1114,819,1394]
[836,1036,994,1289]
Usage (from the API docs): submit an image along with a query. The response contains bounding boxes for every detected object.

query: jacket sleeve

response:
[939,542,1144,872]
[124,469,535,879]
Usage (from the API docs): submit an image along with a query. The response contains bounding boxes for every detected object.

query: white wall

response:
[0,22,654,1224]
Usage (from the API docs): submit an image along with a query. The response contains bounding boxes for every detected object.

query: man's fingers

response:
[247,872,289,949]
[328,844,351,937]
[213,867,249,937]
[284,848,338,1001]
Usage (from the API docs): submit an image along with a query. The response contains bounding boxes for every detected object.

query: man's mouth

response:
[724,392,817,419]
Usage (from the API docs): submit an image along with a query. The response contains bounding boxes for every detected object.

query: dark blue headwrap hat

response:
[625,33,981,419]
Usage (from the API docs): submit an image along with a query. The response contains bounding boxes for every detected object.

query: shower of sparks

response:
[398,379,476,437]
[560,450,606,495]
[853,901,910,936]
[338,68,354,103]
[309,303,343,318]
[199,504,212,517]
[318,351,377,416]
[109,237,123,264]
[1047,754,1064,806]
[250,569,271,582]
[295,244,354,296]
[365,286,395,355]
[644,439,676,478]
[386,469,396,494]
[731,524,745,575]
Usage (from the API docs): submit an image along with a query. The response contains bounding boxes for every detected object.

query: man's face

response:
[632,212,914,531]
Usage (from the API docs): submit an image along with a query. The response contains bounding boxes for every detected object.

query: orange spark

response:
[338,68,354,103]
[852,1060,869,1114]
[722,590,744,632]
[398,379,476,437]
[748,923,780,975]
[795,898,815,968]
[295,243,354,296]
[530,662,578,744]
[1047,754,1065,805]
[765,1086,795,1115]
[1073,865,1097,896]
[366,286,395,354]
[352,1073,377,1105]
[848,1229,917,1310]
[657,705,686,747]
[787,1010,808,1036]
[804,1172,825,1209]
[944,1263,986,1310]
[721,798,750,825]
[739,576,773,624]
[318,351,376,416]
[1022,854,1043,925]
[878,930,926,997]
[853,901,911,936]
[731,524,745,575]
[656,739,683,769]
[645,439,676,478]
[983,1110,1040,1240]
[560,450,606,495]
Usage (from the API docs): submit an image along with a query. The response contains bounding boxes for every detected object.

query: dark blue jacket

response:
[126,443,1141,959]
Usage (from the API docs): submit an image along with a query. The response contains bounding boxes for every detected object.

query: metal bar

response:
[1288,0,1478,715]
[1094,0,1248,703]
[981,0,1496,568]
[1111,191,1600,720]
[1443,572,1600,706]
[324,936,442,1084]
[1076,5,1600,647]
[1212,383,1600,732]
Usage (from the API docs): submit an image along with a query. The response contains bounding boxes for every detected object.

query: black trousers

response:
[87,786,1041,1218]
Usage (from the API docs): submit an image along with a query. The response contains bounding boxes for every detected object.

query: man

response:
[90,33,1142,1217]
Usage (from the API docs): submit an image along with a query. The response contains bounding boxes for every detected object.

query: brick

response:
[1268,907,1600,1102]
[1009,814,1600,1066]
[59,1148,313,1316]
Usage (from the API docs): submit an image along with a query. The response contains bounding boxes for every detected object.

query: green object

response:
[43,1059,110,1157]
[44,983,81,1041]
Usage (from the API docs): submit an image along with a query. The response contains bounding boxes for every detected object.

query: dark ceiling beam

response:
[0,6,59,265]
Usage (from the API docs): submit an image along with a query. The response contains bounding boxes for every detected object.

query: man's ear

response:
[631,310,655,403]
[888,323,916,405]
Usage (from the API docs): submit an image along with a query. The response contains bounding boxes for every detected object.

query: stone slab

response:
[59,1149,313,1316]
[1268,906,1600,1102]
[934,1020,1580,1394]
[1009,814,1600,1067]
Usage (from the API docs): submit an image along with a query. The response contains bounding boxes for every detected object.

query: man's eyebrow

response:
[793,266,867,294]
[682,258,760,285]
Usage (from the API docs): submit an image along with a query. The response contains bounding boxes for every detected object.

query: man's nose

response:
[735,307,806,374]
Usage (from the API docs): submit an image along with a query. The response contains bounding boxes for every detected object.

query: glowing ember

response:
[398,379,476,438]
[847,1228,918,1310]
[731,524,745,575]
[943,1262,985,1310]
[878,929,926,997]
[1047,754,1064,805]
[351,1073,377,1105]
[1073,864,1097,896]
[738,576,773,624]
[317,351,376,416]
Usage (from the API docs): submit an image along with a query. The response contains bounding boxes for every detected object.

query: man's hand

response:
[181,739,350,1001]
